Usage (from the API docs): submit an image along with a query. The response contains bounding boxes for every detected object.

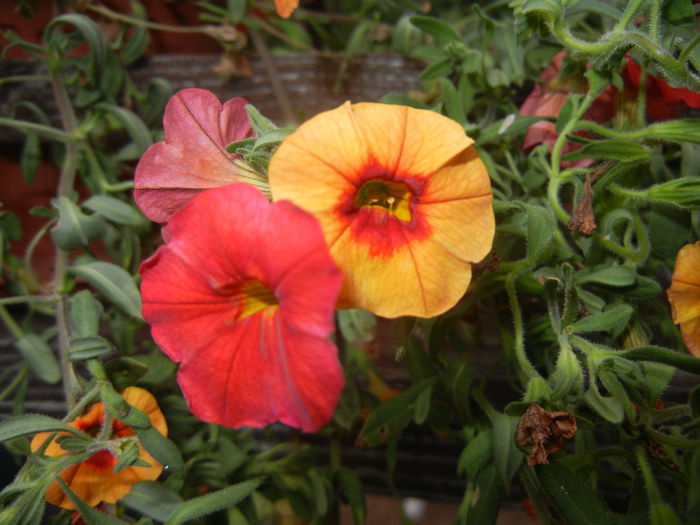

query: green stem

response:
[248,27,297,125]
[0,305,24,339]
[680,33,700,62]
[648,0,661,43]
[619,346,700,375]
[613,0,646,32]
[86,3,216,34]
[505,271,540,381]
[22,218,57,292]
[63,383,101,422]
[0,365,29,402]
[608,183,649,200]
[49,65,80,410]
[0,295,56,306]
[0,75,50,86]
[0,118,71,143]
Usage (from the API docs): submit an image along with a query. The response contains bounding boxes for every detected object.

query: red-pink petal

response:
[140,183,344,431]
[134,89,254,223]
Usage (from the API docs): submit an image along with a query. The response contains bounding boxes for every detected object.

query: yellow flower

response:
[31,387,167,509]
[667,241,700,356]
[268,102,495,318]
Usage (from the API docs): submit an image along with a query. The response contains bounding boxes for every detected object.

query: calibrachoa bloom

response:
[140,183,344,431]
[520,51,615,168]
[274,0,299,18]
[134,88,263,223]
[667,241,700,356]
[30,387,167,509]
[268,102,495,318]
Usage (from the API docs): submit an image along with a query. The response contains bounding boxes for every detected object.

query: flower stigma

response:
[353,179,412,222]
[236,280,278,319]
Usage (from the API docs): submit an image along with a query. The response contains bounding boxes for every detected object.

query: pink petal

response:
[134,89,254,223]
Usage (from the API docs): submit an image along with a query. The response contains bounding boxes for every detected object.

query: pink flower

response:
[134,89,258,223]
[140,183,344,431]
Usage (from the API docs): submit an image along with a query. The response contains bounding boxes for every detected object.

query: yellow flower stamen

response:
[354,179,412,222]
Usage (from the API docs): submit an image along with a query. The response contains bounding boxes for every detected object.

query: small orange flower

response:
[274,0,299,18]
[31,387,167,509]
[269,102,495,318]
[667,241,700,356]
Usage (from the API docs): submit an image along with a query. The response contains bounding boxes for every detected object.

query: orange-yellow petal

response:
[350,102,473,176]
[275,0,299,18]
[668,241,700,354]
[680,316,700,357]
[270,102,494,318]
[33,387,167,510]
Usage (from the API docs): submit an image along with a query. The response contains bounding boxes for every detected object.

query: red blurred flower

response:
[622,56,700,121]
[134,89,262,223]
[520,51,615,168]
[140,183,344,431]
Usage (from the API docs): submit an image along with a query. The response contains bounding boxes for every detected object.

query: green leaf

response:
[534,461,621,525]
[57,477,129,525]
[562,140,650,163]
[575,266,636,287]
[583,386,624,423]
[45,14,108,72]
[21,133,41,185]
[491,412,522,488]
[410,16,461,45]
[413,383,432,424]
[359,377,437,446]
[96,103,152,158]
[51,197,106,251]
[120,481,184,522]
[165,478,263,525]
[245,105,277,136]
[120,2,150,63]
[437,77,466,124]
[69,336,113,360]
[419,58,453,81]
[477,115,542,144]
[457,430,492,478]
[252,128,293,150]
[378,93,430,110]
[227,0,249,22]
[337,309,377,344]
[570,304,634,334]
[69,261,142,319]
[69,290,103,338]
[104,357,150,391]
[0,414,89,443]
[463,464,504,525]
[520,0,563,19]
[336,468,366,525]
[524,204,553,262]
[83,195,146,226]
[16,334,61,384]
[135,427,184,474]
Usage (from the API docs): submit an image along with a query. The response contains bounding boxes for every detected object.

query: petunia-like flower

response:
[31,387,167,509]
[520,51,615,169]
[140,183,344,431]
[274,0,299,18]
[621,56,700,122]
[667,241,700,356]
[134,88,265,223]
[268,102,495,319]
